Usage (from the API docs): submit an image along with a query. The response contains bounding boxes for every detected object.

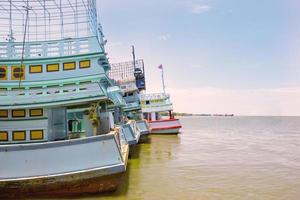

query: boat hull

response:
[149,119,182,134]
[136,120,150,143]
[0,169,124,198]
[0,133,129,198]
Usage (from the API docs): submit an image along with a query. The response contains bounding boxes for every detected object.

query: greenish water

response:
[83,116,300,200]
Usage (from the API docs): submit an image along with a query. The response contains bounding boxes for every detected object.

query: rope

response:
[18,0,31,88]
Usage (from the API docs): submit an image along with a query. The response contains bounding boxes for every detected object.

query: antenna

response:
[161,65,166,94]
[18,0,31,88]
[132,45,136,70]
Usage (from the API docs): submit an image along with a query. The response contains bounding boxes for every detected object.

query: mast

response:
[160,65,166,94]
[132,45,136,70]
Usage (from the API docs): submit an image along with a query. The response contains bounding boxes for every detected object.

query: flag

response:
[158,64,163,69]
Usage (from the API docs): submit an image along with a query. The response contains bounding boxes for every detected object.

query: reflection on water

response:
[84,117,300,200]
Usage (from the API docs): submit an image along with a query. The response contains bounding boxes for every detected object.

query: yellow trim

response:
[30,130,44,140]
[63,62,76,70]
[0,66,7,80]
[79,60,91,69]
[47,64,59,72]
[12,109,26,118]
[30,109,43,117]
[0,131,8,141]
[13,131,26,141]
[30,65,43,73]
[0,110,8,118]
[11,66,25,80]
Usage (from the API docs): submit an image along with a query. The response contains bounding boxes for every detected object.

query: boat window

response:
[29,65,43,73]
[11,66,25,80]
[47,85,60,88]
[0,66,7,80]
[80,81,92,85]
[12,87,25,90]
[47,63,59,72]
[63,62,76,71]
[30,109,43,117]
[146,100,150,105]
[12,131,26,141]
[30,130,44,140]
[79,60,91,69]
[0,110,8,118]
[30,86,43,90]
[12,109,26,118]
[0,131,8,141]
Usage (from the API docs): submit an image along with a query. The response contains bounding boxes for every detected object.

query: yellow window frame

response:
[63,62,76,70]
[30,109,43,117]
[0,131,8,141]
[13,131,26,141]
[0,110,8,118]
[12,109,26,118]
[11,65,25,80]
[0,66,7,80]
[79,60,91,69]
[47,64,59,72]
[29,65,43,73]
[30,130,44,140]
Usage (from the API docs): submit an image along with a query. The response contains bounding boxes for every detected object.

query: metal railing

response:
[0,36,101,59]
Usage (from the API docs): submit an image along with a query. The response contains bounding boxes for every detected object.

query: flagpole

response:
[161,66,166,94]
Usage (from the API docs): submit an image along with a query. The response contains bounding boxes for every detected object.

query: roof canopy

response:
[0,0,100,42]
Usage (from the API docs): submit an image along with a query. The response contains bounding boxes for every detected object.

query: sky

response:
[98,0,300,116]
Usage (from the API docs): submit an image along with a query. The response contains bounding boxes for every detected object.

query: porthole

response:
[11,66,25,80]
[0,66,7,80]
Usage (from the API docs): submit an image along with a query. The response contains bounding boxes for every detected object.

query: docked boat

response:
[109,47,150,143]
[140,64,181,134]
[141,93,182,134]
[0,0,129,198]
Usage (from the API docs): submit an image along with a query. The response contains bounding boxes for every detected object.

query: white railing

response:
[140,93,170,101]
[0,36,102,59]
[0,82,101,97]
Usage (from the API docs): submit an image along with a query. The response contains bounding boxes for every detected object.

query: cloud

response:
[190,64,206,69]
[163,86,300,116]
[106,41,123,48]
[158,34,171,41]
[190,4,212,14]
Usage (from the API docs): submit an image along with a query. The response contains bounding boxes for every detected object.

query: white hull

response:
[149,119,182,134]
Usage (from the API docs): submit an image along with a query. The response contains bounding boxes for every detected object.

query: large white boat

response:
[0,0,130,197]
[141,93,182,134]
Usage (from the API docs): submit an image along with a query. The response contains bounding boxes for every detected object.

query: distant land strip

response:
[166,113,235,117]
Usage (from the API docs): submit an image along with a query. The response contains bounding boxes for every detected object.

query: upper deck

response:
[109,60,146,91]
[0,36,105,61]
[0,0,112,108]
[140,93,173,113]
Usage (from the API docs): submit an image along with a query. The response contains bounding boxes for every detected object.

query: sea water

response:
[83,116,300,200]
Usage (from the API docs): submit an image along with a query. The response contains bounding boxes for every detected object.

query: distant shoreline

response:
[169,113,235,117]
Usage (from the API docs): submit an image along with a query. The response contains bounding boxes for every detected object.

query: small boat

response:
[141,93,182,134]
[109,47,150,143]
[140,63,182,134]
